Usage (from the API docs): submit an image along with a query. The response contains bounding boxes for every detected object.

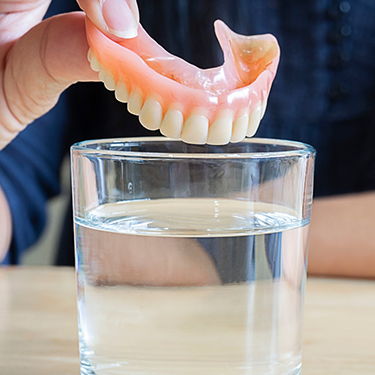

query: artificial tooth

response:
[181,114,209,144]
[260,98,268,119]
[207,117,232,145]
[87,49,92,62]
[247,104,262,137]
[128,91,143,115]
[99,69,116,91]
[160,109,184,139]
[115,82,129,103]
[139,98,163,130]
[89,52,101,72]
[231,113,249,143]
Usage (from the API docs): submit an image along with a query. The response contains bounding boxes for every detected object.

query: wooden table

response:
[0,267,374,375]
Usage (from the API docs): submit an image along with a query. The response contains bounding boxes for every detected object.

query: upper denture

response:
[86,18,280,145]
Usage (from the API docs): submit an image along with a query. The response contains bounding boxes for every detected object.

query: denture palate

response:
[86,19,280,145]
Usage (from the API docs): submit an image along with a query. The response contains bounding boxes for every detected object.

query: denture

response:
[86,19,280,145]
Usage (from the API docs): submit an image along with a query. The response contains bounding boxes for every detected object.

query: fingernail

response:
[102,0,138,39]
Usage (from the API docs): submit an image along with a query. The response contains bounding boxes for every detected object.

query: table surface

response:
[0,267,374,375]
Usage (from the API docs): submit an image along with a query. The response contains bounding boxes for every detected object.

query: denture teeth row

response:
[88,50,266,145]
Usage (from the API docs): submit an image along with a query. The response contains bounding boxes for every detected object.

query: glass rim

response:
[71,137,316,159]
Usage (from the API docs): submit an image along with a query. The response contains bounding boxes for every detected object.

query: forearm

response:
[308,191,375,279]
[0,186,12,262]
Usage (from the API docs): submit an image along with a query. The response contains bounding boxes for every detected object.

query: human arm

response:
[0,0,140,262]
[0,91,74,265]
[0,187,11,262]
[0,1,95,263]
[76,192,375,284]
[308,191,375,279]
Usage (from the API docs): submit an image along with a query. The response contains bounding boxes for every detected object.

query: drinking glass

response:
[71,137,315,375]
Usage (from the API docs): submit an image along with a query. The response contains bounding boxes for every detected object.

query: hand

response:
[0,0,139,150]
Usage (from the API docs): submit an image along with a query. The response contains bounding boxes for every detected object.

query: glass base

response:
[79,358,302,375]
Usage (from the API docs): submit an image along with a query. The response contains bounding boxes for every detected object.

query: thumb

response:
[0,12,98,150]
[77,0,140,39]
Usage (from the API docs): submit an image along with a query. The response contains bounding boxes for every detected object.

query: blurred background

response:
[21,157,70,265]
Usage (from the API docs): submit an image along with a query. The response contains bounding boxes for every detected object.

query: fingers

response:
[77,0,139,39]
[0,12,98,150]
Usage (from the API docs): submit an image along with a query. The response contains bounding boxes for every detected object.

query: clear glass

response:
[71,137,315,375]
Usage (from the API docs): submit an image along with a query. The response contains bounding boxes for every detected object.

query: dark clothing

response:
[1,0,375,264]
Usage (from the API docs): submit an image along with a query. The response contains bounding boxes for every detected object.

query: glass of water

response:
[71,137,315,375]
